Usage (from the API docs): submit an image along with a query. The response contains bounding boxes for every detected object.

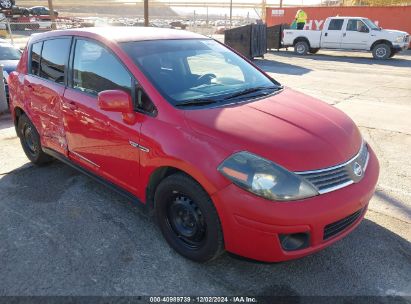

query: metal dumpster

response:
[267,23,289,50]
[224,24,267,59]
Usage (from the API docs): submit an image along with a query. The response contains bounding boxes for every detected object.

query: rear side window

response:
[40,38,71,84]
[72,39,132,95]
[30,42,42,76]
[328,19,344,31]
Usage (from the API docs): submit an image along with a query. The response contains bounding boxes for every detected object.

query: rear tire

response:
[17,114,53,165]
[294,40,309,55]
[372,43,391,60]
[154,173,224,262]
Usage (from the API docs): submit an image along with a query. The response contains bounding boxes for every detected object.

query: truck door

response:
[321,18,344,49]
[24,37,72,156]
[340,19,370,50]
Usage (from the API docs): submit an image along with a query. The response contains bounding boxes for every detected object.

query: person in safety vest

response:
[295,9,307,30]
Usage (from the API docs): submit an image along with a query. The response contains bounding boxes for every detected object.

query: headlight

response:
[218,151,318,201]
[395,36,404,43]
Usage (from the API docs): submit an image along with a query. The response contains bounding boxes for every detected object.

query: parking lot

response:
[0,49,410,298]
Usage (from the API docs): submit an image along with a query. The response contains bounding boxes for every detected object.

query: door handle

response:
[27,84,34,91]
[343,33,346,37]
[67,101,78,110]
[324,32,328,37]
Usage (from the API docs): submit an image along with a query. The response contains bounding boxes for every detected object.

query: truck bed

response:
[282,30,322,48]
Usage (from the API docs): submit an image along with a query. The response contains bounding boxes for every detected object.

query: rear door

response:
[340,19,370,50]
[321,19,344,49]
[62,38,143,195]
[24,37,72,155]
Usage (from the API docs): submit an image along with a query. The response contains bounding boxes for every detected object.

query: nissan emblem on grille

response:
[353,162,363,177]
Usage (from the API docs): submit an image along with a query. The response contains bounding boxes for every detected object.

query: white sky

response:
[162,0,321,18]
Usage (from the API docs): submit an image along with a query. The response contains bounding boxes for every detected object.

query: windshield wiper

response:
[224,86,280,101]
[175,98,220,107]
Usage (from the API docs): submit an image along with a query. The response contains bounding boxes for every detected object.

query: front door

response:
[321,19,345,49]
[62,38,142,195]
[24,37,72,155]
[341,19,370,50]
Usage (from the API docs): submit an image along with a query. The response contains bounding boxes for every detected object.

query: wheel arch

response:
[371,39,393,51]
[145,165,221,216]
[13,106,26,135]
[293,36,311,48]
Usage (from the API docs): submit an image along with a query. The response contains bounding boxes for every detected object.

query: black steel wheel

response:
[155,173,224,262]
[166,194,206,249]
[17,114,53,165]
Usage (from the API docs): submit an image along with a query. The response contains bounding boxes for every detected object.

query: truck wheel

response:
[294,41,309,55]
[17,114,53,165]
[309,48,320,54]
[154,173,224,262]
[372,43,391,60]
[0,0,14,9]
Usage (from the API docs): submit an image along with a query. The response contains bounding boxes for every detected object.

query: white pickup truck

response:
[283,16,410,59]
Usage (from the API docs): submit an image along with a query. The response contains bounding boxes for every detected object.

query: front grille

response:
[404,35,409,43]
[296,143,369,194]
[323,209,363,240]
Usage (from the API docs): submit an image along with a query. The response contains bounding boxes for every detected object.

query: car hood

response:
[184,88,362,172]
[0,60,19,75]
[378,29,408,37]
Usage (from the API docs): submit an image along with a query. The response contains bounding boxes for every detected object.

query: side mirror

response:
[98,90,133,113]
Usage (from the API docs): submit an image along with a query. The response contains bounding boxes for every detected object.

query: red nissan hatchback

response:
[8,27,379,262]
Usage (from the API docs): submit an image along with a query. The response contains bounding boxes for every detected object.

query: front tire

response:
[294,40,309,55]
[372,43,391,60]
[154,173,224,262]
[17,114,52,165]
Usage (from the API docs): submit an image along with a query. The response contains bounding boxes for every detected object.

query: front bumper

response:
[211,147,379,262]
[393,42,410,51]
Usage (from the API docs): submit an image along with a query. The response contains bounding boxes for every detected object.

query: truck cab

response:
[283,16,410,59]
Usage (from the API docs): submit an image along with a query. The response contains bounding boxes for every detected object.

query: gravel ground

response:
[0,49,410,298]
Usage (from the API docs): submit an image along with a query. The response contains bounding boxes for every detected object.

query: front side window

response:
[362,19,379,31]
[328,19,344,31]
[72,39,132,96]
[347,19,368,32]
[40,38,71,84]
[30,41,42,75]
[121,39,280,107]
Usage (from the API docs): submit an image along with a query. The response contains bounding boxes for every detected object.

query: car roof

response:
[330,16,368,19]
[30,27,208,44]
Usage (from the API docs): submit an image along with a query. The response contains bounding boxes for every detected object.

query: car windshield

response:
[363,19,379,30]
[121,39,280,106]
[0,45,22,60]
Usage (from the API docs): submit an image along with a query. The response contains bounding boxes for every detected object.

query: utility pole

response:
[144,0,149,27]
[229,0,233,28]
[47,0,57,30]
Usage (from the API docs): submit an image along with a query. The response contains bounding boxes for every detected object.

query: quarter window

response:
[328,19,344,31]
[30,42,42,76]
[40,38,71,84]
[72,39,132,96]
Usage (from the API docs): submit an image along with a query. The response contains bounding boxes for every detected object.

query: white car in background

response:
[283,16,410,59]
